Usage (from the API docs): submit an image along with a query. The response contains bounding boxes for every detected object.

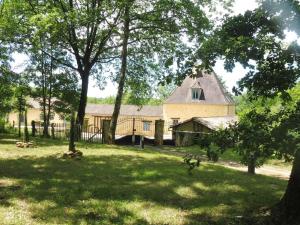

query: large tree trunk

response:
[42,96,49,137]
[108,4,130,144]
[76,73,89,127]
[69,111,76,152]
[18,111,22,138]
[41,41,49,138]
[272,150,300,225]
[247,156,256,174]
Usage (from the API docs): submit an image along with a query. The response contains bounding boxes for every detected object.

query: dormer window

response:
[192,88,205,100]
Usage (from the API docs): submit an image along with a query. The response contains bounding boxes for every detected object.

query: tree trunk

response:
[248,154,256,174]
[24,108,29,143]
[108,4,130,144]
[46,96,52,133]
[18,111,22,138]
[31,120,36,137]
[76,73,89,127]
[42,96,49,137]
[41,41,49,138]
[272,149,300,225]
[247,157,255,174]
[69,111,76,152]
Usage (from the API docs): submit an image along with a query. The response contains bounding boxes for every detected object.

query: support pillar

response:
[102,120,111,144]
[154,119,164,146]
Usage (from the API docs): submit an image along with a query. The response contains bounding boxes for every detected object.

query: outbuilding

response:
[171,116,237,146]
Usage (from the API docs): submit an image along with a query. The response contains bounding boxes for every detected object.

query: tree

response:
[27,36,65,137]
[214,108,274,174]
[108,0,214,143]
[0,70,14,117]
[0,9,14,122]
[13,74,31,138]
[199,0,300,223]
[108,1,131,144]
[0,0,124,126]
[52,72,80,152]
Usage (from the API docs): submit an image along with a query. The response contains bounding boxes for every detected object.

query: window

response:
[19,114,25,123]
[40,112,55,121]
[143,121,151,131]
[172,118,179,125]
[191,88,205,100]
[83,118,89,130]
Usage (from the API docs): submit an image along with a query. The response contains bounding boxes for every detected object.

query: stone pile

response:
[16,142,35,148]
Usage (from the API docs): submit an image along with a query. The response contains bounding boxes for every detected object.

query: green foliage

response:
[212,108,275,169]
[52,72,80,118]
[87,84,175,106]
[199,0,300,99]
[235,83,300,117]
[12,74,31,113]
[183,153,201,174]
[206,143,220,162]
[87,96,115,105]
[0,71,14,116]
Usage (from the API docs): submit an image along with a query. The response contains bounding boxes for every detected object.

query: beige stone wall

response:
[8,109,64,125]
[85,114,161,137]
[163,103,236,123]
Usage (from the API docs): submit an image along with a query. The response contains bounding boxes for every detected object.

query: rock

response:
[16,141,35,148]
[62,150,83,159]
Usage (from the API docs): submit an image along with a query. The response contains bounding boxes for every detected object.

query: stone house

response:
[8,71,235,138]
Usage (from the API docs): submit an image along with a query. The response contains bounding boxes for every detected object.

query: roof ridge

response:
[211,71,235,104]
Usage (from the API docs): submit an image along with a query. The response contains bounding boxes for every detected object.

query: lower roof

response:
[85,104,163,117]
[172,116,238,130]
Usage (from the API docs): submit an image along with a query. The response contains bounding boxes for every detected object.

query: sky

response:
[89,0,260,97]
[11,0,299,97]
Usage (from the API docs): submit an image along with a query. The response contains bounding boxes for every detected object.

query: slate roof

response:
[28,99,41,109]
[28,99,163,117]
[172,116,238,131]
[85,104,163,117]
[165,70,234,105]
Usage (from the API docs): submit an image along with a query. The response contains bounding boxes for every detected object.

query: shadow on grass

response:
[0,150,287,225]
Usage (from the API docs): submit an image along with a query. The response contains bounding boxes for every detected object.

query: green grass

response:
[0,135,287,225]
[165,145,292,169]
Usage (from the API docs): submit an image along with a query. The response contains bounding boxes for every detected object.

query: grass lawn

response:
[165,145,292,169]
[0,135,287,225]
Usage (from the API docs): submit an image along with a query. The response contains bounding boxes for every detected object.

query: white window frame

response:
[143,121,151,131]
[191,88,204,100]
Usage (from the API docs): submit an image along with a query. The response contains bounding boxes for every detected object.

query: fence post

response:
[51,123,55,139]
[31,120,36,137]
[132,118,136,145]
[154,119,164,146]
[102,120,111,144]
[140,135,144,149]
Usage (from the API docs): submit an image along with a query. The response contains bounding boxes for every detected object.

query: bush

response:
[196,135,212,148]
[0,118,7,133]
[206,143,220,162]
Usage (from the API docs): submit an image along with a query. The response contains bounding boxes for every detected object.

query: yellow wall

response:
[84,114,161,137]
[7,103,235,137]
[163,103,235,124]
[8,109,64,125]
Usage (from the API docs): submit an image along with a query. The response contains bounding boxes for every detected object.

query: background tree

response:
[0,9,15,132]
[107,0,215,143]
[13,74,31,138]
[198,0,300,223]
[27,36,65,137]
[52,72,80,152]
